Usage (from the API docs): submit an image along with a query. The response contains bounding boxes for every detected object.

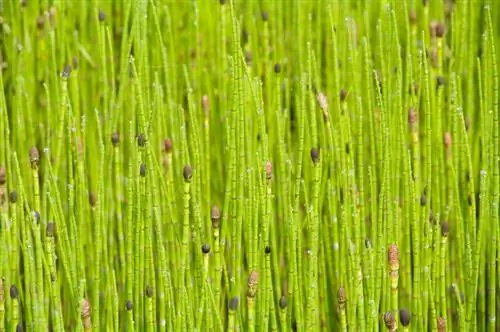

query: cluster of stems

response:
[0,0,499,331]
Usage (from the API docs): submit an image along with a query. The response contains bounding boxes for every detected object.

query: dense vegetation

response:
[0,0,499,331]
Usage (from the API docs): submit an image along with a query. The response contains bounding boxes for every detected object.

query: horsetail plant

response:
[0,0,499,331]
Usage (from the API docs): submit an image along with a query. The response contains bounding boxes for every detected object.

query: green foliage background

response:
[0,0,499,331]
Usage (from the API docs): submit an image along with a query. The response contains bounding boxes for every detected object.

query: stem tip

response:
[183,165,193,182]
[10,285,19,299]
[399,308,411,327]
[229,297,239,310]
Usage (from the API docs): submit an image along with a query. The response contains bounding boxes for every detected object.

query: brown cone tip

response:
[399,308,411,327]
[98,9,106,22]
[408,108,417,125]
[46,222,56,237]
[444,132,452,148]
[437,76,446,87]
[37,15,45,30]
[10,285,19,299]
[62,65,72,78]
[201,244,210,254]
[265,161,273,180]
[202,95,209,113]
[337,286,346,304]
[9,191,18,203]
[441,221,449,237]
[365,237,373,249]
[311,147,320,164]
[183,165,193,181]
[163,138,173,153]
[409,10,417,25]
[437,317,446,331]
[279,296,287,309]
[340,88,348,101]
[137,134,146,147]
[81,298,91,319]
[274,63,281,74]
[145,286,153,298]
[126,300,134,311]
[33,211,40,224]
[420,193,427,206]
[261,11,269,22]
[111,132,120,146]
[211,205,221,220]
[89,192,97,207]
[16,324,23,332]
[0,166,6,185]
[265,246,271,254]
[248,270,259,286]
[388,244,400,267]
[229,297,239,310]
[140,163,146,177]
[211,205,221,228]
[384,311,396,329]
[435,23,445,38]
[29,146,40,165]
